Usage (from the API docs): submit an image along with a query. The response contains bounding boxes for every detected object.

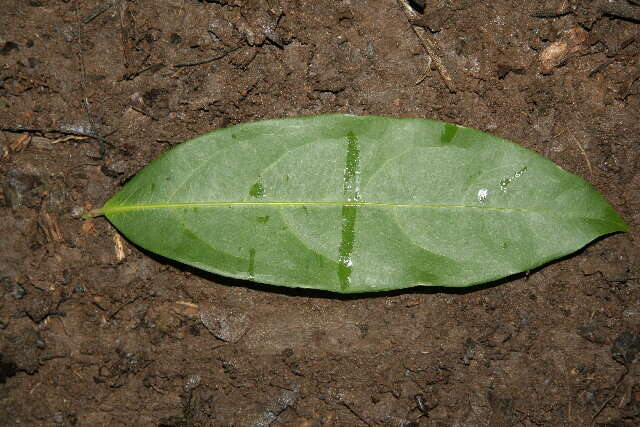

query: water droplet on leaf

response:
[477,188,489,203]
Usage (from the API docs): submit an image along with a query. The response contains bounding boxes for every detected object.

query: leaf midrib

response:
[101,201,626,228]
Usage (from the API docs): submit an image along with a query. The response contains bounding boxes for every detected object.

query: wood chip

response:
[113,232,126,262]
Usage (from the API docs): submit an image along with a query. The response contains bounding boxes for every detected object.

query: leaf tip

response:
[611,211,631,233]
[620,221,631,233]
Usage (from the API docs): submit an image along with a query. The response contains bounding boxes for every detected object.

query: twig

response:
[39,210,63,243]
[82,0,119,24]
[123,60,163,81]
[174,46,242,68]
[1,126,113,160]
[591,367,628,426]
[571,135,593,177]
[0,126,113,147]
[622,74,640,100]
[40,353,68,361]
[131,105,159,121]
[591,384,621,425]
[340,401,373,427]
[73,0,98,135]
[175,301,199,309]
[397,0,456,92]
[530,1,572,18]
[119,1,131,70]
[50,135,91,144]
[600,0,640,22]
[9,134,31,151]
[588,60,614,77]
[109,295,141,320]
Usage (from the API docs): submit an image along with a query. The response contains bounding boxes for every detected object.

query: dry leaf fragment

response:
[539,27,589,74]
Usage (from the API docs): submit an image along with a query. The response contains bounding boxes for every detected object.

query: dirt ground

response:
[1,0,639,425]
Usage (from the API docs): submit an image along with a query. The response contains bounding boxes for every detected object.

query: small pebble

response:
[612,330,640,365]
[11,284,26,300]
[199,306,249,343]
[52,413,64,425]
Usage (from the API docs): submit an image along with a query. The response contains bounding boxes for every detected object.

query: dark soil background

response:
[1,0,639,425]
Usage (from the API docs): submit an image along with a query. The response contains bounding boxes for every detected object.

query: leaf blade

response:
[102,114,628,293]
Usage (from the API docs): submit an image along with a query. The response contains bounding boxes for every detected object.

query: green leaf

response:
[97,115,628,293]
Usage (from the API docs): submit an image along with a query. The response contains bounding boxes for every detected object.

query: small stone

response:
[24,297,54,323]
[0,356,17,382]
[184,374,201,391]
[612,330,640,365]
[409,0,425,13]
[463,338,476,365]
[4,169,40,209]
[577,320,607,344]
[199,305,249,343]
[208,17,241,46]
[0,41,19,55]
[11,283,26,300]
[366,40,375,59]
[70,206,84,218]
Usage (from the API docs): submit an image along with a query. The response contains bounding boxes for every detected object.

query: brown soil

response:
[1,1,640,425]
